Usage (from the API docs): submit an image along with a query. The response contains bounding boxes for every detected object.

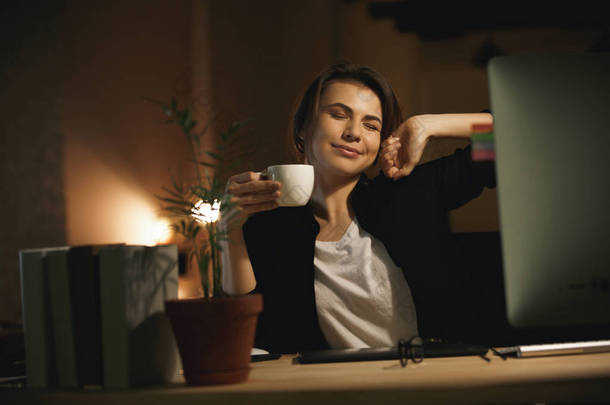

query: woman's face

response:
[307,80,383,180]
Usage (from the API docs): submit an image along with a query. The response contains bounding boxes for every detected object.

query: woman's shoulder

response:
[244,205,312,233]
[242,205,316,255]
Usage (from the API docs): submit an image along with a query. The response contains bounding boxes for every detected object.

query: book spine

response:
[68,246,103,387]
[471,123,495,162]
[19,250,57,389]
[99,246,129,389]
[47,250,78,388]
[99,245,180,389]
[125,245,180,387]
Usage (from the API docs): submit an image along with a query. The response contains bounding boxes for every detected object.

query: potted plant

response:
[151,97,262,386]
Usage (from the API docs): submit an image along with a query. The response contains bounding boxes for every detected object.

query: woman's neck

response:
[310,172,360,225]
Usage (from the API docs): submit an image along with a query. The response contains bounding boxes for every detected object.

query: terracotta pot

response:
[164,293,263,385]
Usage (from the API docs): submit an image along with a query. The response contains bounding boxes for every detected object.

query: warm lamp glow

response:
[192,199,220,224]
[125,207,172,246]
[150,218,172,245]
[109,191,173,246]
[65,137,175,246]
[178,285,185,299]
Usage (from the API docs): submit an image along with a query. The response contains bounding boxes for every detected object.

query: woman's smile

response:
[331,143,362,158]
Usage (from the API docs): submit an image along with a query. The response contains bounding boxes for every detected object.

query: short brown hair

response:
[292,63,403,160]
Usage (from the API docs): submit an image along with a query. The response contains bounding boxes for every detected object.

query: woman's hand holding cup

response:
[222,164,314,228]
[224,171,282,225]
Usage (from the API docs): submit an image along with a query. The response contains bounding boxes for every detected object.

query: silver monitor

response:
[488,52,610,328]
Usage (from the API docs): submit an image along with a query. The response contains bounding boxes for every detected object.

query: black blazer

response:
[243,146,496,353]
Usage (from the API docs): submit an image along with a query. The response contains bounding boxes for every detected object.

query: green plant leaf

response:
[159,186,185,200]
[221,120,249,141]
[205,151,222,161]
[203,167,213,188]
[192,225,201,238]
[160,207,191,218]
[170,176,184,192]
[185,120,196,134]
[199,253,210,270]
[162,182,185,196]
[191,159,216,168]
[182,109,193,131]
[186,219,195,233]
[156,196,191,206]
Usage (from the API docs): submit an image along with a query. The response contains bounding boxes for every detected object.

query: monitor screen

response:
[488,52,610,329]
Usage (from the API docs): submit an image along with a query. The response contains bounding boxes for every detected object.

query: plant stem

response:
[215,239,222,296]
[208,222,218,298]
[211,222,223,297]
[194,237,209,300]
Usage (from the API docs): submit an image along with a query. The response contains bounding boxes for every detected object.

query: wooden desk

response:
[4,352,610,404]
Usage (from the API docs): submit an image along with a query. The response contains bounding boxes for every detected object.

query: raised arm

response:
[380,113,493,180]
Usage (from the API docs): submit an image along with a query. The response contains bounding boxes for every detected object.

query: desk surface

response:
[5,352,610,404]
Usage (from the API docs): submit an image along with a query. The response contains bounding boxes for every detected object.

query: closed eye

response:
[364,123,380,132]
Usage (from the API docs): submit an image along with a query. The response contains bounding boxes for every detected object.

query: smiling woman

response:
[220,63,495,353]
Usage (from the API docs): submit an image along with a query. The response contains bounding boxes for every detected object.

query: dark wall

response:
[1,2,67,323]
[0,0,194,323]
[206,0,334,169]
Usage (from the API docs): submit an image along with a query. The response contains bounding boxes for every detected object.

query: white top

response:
[314,218,418,349]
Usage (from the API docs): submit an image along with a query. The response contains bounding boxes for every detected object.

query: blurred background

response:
[1,0,608,324]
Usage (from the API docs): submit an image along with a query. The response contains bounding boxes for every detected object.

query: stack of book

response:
[19,244,180,390]
[471,123,495,161]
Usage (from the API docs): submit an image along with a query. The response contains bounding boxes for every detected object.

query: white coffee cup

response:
[260,164,314,207]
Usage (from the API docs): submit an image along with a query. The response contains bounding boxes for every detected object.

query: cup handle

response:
[257,168,268,180]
